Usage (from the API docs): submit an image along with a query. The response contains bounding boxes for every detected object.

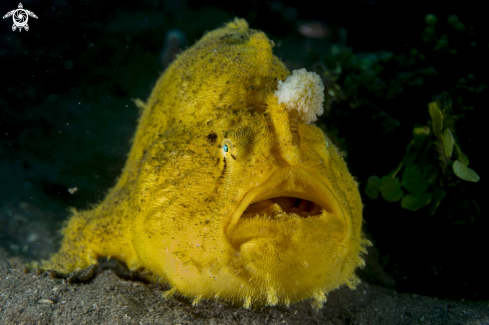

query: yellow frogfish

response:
[43,18,370,309]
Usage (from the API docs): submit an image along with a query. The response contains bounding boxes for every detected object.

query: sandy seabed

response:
[1,259,488,325]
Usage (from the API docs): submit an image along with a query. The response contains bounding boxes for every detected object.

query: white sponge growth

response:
[274,68,325,124]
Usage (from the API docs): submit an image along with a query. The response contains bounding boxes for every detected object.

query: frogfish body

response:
[45,19,370,308]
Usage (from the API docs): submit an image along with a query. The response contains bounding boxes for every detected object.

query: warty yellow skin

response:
[44,19,370,308]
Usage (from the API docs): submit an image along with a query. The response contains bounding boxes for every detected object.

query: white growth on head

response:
[274,68,325,124]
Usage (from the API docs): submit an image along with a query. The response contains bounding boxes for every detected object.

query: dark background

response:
[1,0,487,304]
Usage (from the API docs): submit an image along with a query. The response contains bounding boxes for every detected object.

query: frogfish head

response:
[126,18,369,308]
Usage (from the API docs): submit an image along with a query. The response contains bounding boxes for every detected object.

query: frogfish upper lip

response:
[225,168,348,246]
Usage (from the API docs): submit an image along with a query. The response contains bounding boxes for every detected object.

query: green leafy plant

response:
[365,94,480,213]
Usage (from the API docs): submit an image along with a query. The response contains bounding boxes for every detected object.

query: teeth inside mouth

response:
[242,197,324,219]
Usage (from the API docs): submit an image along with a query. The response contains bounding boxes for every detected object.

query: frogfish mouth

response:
[43,18,370,309]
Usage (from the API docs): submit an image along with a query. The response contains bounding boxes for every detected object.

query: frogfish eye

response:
[222,139,234,157]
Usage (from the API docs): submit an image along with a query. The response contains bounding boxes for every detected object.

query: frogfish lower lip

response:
[225,168,348,247]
